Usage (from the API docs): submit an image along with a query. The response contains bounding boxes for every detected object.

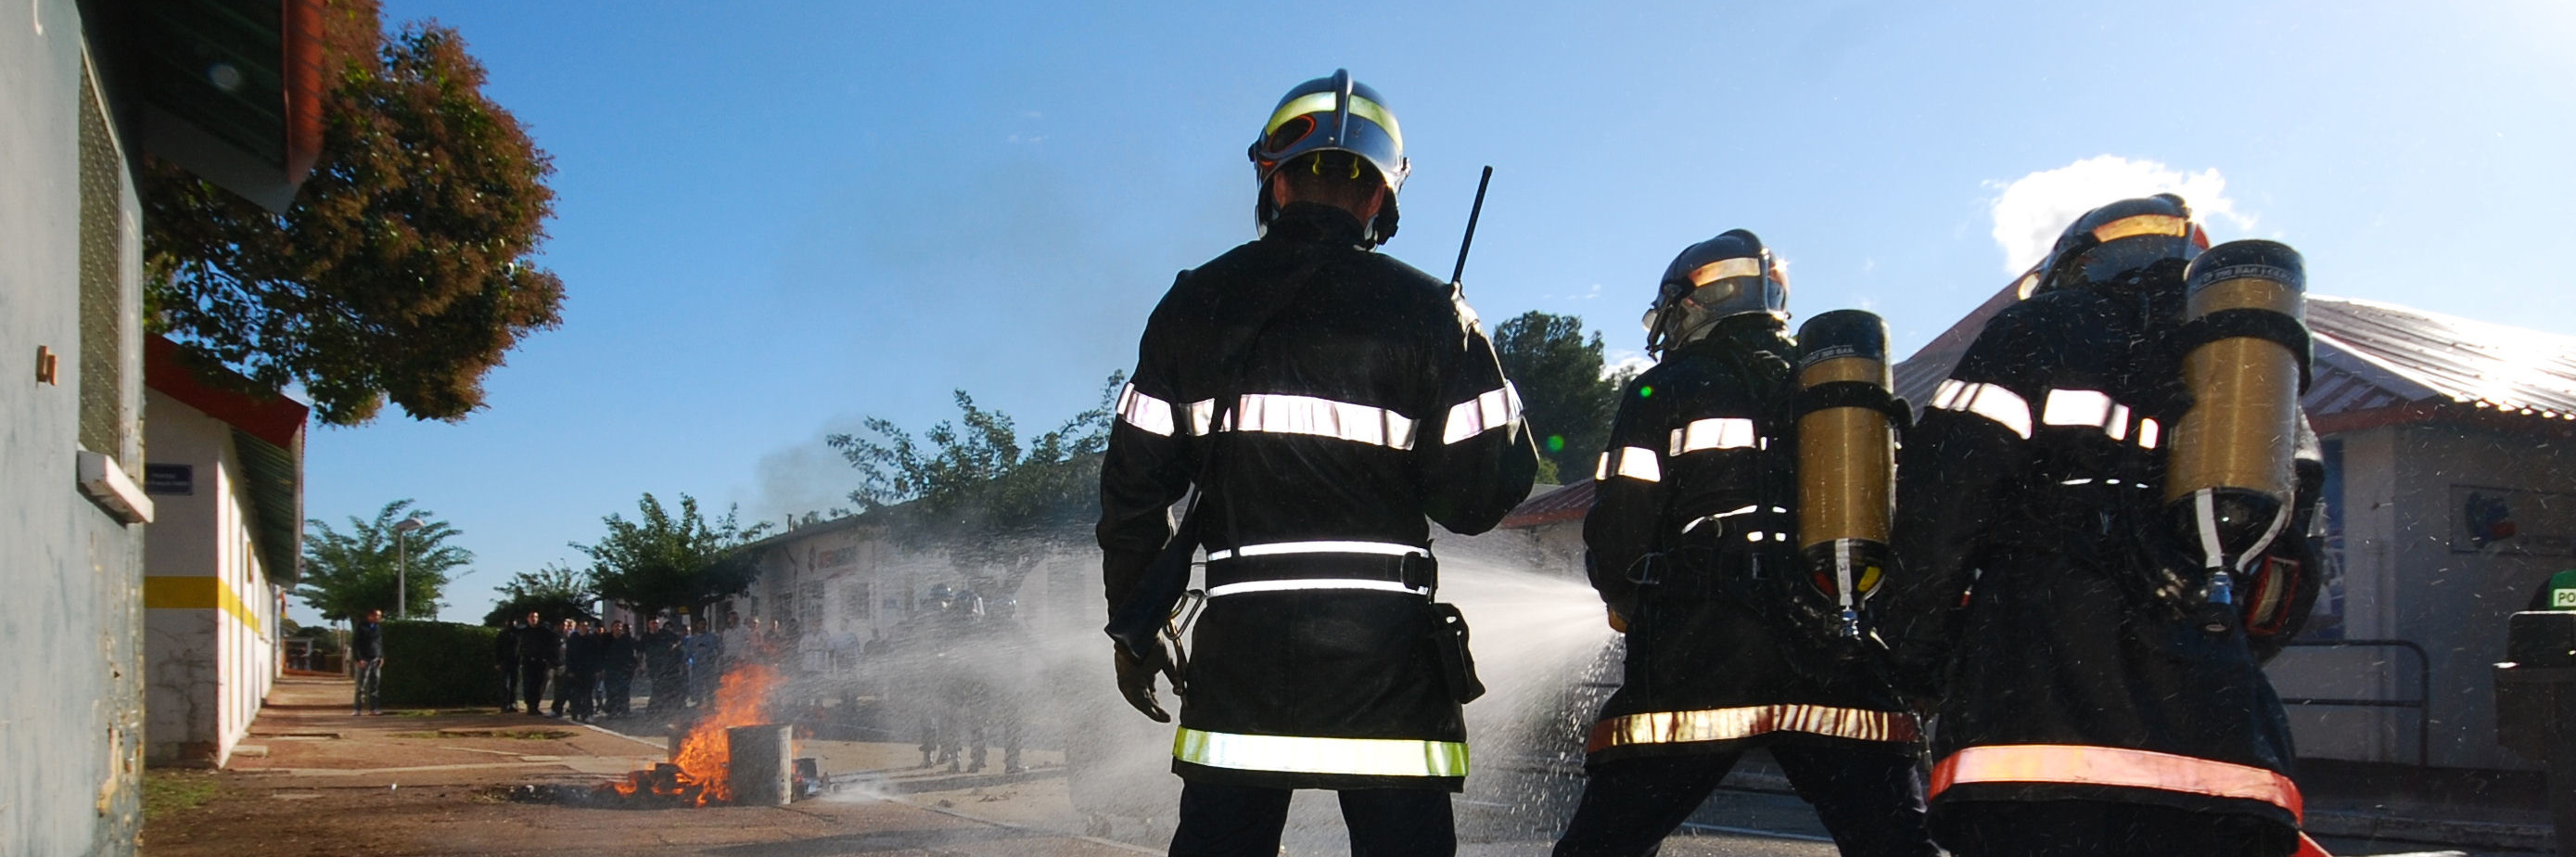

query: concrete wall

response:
[2390,421,2571,770]
[0,1,150,851]
[2269,426,2411,763]
[144,390,283,766]
[2272,420,2573,771]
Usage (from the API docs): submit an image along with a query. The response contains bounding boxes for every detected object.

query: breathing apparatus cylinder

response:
[1794,310,1896,637]
[2165,240,2308,603]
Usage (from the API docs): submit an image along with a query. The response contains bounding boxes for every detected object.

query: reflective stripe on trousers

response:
[1587,703,1920,753]
[1174,727,1469,778]
[1929,744,2304,821]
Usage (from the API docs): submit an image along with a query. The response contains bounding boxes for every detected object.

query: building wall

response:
[144,390,283,766]
[2274,420,2572,771]
[726,521,1103,676]
[2390,421,2571,770]
[0,2,150,851]
[2268,426,2409,763]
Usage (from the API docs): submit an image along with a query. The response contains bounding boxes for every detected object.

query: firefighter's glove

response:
[1113,640,1174,723]
[1605,606,1630,634]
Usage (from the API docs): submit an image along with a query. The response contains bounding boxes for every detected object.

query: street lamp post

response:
[395,517,425,619]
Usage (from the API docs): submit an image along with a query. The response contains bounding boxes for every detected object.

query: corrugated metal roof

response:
[2305,297,2576,420]
[1887,288,2576,424]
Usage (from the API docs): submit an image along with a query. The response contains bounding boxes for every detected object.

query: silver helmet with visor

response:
[1643,229,1789,356]
[1249,69,1409,244]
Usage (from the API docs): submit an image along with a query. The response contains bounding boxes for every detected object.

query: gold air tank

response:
[1794,310,1896,636]
[2166,240,2307,581]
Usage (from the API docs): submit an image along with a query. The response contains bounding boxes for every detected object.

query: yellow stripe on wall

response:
[144,576,262,634]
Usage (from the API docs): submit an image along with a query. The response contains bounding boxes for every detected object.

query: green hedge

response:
[378,620,504,708]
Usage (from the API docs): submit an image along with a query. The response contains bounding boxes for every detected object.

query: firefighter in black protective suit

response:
[1554,231,1936,857]
[1881,194,2327,857]
[1096,70,1537,857]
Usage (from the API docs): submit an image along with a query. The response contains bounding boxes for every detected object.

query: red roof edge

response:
[145,336,309,449]
[1499,480,1594,530]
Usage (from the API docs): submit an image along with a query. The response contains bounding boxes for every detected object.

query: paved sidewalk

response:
[142,676,2550,856]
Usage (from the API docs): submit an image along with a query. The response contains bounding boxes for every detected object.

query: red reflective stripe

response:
[2295,833,2334,857]
[1930,744,2304,822]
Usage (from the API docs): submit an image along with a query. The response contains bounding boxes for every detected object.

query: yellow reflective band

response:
[2092,213,2188,244]
[1174,727,1468,778]
[1587,703,1919,752]
[1686,256,1765,288]
[1263,92,1404,152]
[145,575,264,634]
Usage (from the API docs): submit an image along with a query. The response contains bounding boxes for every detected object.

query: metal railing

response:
[2278,638,2431,767]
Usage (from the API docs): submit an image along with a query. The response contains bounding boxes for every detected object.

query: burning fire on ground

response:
[612,664,779,806]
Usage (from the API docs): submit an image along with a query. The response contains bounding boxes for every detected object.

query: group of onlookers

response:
[494,611,755,722]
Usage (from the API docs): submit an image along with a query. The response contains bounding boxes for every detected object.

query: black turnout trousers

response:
[1168,781,1455,857]
[1553,742,1935,857]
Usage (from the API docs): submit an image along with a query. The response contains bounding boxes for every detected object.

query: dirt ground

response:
[141,676,2541,857]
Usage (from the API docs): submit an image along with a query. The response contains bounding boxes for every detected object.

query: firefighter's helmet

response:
[2034,193,2211,296]
[1249,69,1409,244]
[1643,229,1788,356]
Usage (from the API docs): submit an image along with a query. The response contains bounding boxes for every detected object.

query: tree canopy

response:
[825,374,1121,595]
[140,0,563,425]
[482,563,598,627]
[575,493,769,620]
[298,499,471,620]
[1494,312,1626,482]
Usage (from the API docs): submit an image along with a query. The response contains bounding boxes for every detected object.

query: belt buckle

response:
[1399,552,1437,593]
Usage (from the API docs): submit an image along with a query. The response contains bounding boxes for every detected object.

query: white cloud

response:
[1986,155,2254,275]
[1603,352,1653,380]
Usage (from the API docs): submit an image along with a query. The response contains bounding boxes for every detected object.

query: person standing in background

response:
[601,620,638,717]
[517,611,560,716]
[644,617,684,714]
[351,608,386,716]
[683,620,722,705]
[549,618,580,717]
[563,620,604,722]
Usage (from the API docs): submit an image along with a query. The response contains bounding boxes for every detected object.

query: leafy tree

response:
[139,0,564,425]
[482,563,598,627]
[1495,312,1625,482]
[297,499,471,620]
[575,494,770,620]
[826,373,1122,596]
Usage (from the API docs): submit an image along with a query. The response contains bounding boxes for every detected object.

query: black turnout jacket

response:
[1583,319,1916,764]
[1097,203,1537,791]
[1882,277,2323,848]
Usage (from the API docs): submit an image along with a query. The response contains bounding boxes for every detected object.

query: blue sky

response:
[316,1,2575,624]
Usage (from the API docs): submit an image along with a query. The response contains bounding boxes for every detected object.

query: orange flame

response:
[605,664,779,805]
[673,663,780,805]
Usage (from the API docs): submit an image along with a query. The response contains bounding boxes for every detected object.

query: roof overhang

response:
[85,0,325,212]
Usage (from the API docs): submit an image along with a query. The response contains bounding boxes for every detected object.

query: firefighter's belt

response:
[1930,744,2304,821]
[1204,541,1435,597]
[1174,727,1468,778]
[1586,704,1920,752]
